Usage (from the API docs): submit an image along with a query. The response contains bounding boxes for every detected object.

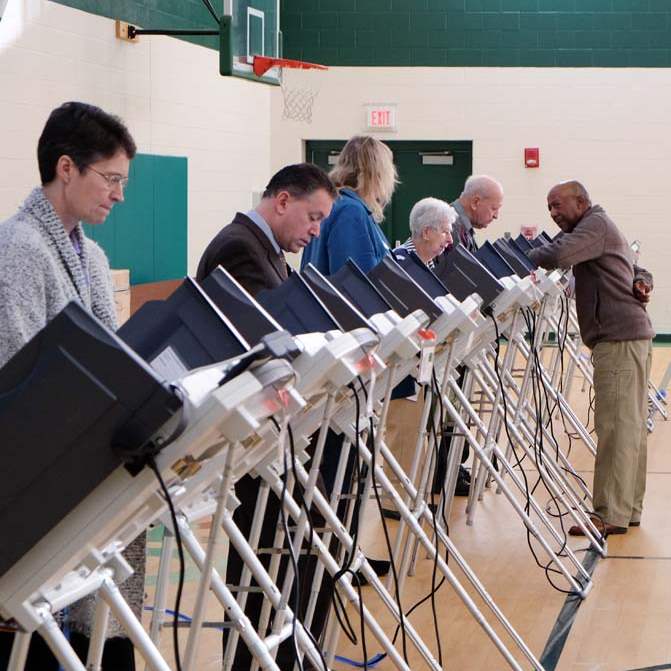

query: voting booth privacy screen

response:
[0,302,183,578]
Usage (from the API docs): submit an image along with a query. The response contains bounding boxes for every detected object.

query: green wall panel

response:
[84,154,188,285]
[53,0,671,68]
[280,0,671,68]
[52,0,220,50]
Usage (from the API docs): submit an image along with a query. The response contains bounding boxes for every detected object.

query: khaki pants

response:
[386,397,426,482]
[592,339,652,527]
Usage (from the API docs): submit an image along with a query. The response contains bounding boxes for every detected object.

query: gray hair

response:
[409,197,457,238]
[461,174,504,199]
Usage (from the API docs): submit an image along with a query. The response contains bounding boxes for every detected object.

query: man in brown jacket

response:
[528,180,654,535]
[196,163,336,670]
[196,162,336,293]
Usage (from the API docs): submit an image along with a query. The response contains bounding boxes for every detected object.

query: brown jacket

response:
[528,205,654,349]
[196,212,288,297]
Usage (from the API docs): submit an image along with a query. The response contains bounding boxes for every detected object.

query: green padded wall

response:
[53,0,220,50]
[281,0,671,68]
[53,1,671,67]
[84,154,188,285]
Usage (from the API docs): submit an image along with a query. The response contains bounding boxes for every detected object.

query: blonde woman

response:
[301,135,398,274]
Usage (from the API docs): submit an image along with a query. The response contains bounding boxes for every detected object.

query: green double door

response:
[306,140,473,247]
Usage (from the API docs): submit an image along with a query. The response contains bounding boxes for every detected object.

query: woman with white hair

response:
[397,197,457,268]
[301,134,398,274]
[382,197,457,517]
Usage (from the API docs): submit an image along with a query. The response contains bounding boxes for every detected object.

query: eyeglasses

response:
[87,165,129,189]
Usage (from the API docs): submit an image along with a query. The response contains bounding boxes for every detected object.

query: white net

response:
[278,66,324,124]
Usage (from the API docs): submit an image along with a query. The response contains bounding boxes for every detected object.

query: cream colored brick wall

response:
[0,0,272,275]
[271,66,671,332]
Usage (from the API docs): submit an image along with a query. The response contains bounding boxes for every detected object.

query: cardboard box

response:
[111,269,131,325]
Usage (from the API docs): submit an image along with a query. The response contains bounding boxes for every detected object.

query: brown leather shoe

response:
[568,518,628,536]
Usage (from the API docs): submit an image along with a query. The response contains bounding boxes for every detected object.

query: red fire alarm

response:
[525,147,540,168]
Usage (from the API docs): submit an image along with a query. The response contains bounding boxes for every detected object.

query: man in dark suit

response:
[197,162,336,295]
[196,163,335,670]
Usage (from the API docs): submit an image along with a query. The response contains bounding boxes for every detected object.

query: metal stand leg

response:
[86,596,111,671]
[176,523,285,671]
[148,527,175,648]
[184,454,235,671]
[7,632,31,671]
[223,480,271,670]
[36,610,87,671]
[99,579,173,671]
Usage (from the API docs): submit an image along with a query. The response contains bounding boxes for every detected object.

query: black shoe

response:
[366,557,390,576]
[455,474,470,497]
[354,557,390,586]
[381,508,401,521]
[459,466,471,483]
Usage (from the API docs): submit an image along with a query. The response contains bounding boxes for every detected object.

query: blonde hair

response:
[329,135,398,222]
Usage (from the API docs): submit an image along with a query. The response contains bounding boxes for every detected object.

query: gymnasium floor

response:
[142,346,671,671]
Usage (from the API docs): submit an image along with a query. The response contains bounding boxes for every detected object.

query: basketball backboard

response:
[220,0,280,84]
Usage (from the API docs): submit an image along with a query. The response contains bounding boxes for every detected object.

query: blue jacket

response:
[300,188,389,275]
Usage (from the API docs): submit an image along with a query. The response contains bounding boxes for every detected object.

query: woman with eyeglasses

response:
[0,102,139,670]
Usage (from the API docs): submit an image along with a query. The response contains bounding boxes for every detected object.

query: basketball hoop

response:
[253,56,328,124]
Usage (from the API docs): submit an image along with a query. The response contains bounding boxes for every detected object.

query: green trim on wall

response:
[84,154,188,285]
[281,1,671,68]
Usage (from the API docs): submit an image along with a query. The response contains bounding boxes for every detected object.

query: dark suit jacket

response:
[433,201,478,278]
[451,203,478,253]
[196,212,288,297]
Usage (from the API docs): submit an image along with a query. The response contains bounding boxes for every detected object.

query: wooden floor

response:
[143,346,671,671]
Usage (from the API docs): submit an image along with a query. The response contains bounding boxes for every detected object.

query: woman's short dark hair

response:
[262,163,337,200]
[37,101,137,184]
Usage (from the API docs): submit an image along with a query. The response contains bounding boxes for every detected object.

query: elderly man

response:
[520,224,538,241]
[445,174,504,254]
[528,180,654,535]
[430,176,504,495]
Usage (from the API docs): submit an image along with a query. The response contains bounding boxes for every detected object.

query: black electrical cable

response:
[381,381,445,665]
[520,308,607,585]
[147,457,185,671]
[523,308,572,551]
[367,373,451,667]
[488,313,578,595]
[339,375,408,662]
[367,399,409,664]
[530,302,593,511]
[328,383,369,667]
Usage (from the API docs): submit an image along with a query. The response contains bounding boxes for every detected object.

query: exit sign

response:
[365,104,397,132]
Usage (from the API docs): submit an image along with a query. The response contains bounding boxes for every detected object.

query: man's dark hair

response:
[262,162,337,200]
[37,101,137,184]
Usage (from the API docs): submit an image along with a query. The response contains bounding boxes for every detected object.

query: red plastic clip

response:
[277,388,290,408]
[355,353,375,372]
[418,328,437,341]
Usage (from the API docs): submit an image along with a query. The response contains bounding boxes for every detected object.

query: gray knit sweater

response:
[0,187,117,366]
[0,187,145,638]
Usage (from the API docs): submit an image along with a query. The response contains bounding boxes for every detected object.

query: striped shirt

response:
[397,238,435,269]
